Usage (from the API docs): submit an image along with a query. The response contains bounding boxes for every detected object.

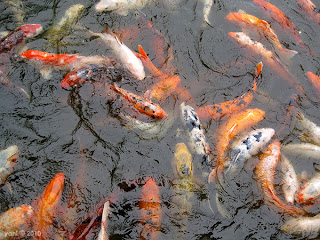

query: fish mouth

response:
[0,145,19,163]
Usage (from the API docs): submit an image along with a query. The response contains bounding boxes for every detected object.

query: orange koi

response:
[112,83,168,119]
[32,173,65,240]
[211,108,265,183]
[0,205,34,239]
[297,0,320,25]
[307,71,320,95]
[256,141,306,217]
[228,32,306,96]
[253,0,313,54]
[226,12,297,63]
[197,62,262,121]
[139,178,161,240]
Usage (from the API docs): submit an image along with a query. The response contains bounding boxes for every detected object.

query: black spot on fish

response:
[242,138,252,150]
[253,132,262,142]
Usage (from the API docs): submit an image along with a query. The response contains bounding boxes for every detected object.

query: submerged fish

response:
[281,155,299,205]
[97,201,110,240]
[296,111,320,146]
[255,141,306,217]
[112,83,168,119]
[139,178,161,240]
[226,12,297,64]
[225,128,275,178]
[0,24,42,54]
[296,174,320,205]
[307,71,320,96]
[197,62,263,121]
[95,0,152,16]
[0,145,18,186]
[180,102,209,166]
[297,0,320,26]
[282,143,320,160]
[5,0,25,26]
[0,205,34,239]
[228,31,305,95]
[32,173,65,240]
[90,31,145,80]
[281,215,320,237]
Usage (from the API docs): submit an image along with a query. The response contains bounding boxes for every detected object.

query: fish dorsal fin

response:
[255,62,263,78]
[138,45,148,59]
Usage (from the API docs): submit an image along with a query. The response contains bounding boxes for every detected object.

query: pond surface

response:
[1,0,320,239]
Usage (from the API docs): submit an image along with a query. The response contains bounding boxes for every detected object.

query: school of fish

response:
[2,0,320,238]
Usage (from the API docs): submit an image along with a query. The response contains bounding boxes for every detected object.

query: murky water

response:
[1,0,320,239]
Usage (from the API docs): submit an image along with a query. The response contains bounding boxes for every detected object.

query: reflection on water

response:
[1,0,320,239]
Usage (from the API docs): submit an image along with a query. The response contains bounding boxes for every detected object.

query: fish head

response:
[19,24,43,38]
[0,145,19,173]
[226,12,245,24]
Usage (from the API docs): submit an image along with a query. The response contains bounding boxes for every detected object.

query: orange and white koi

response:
[95,0,152,16]
[296,174,320,205]
[0,205,34,239]
[0,145,18,186]
[307,71,320,96]
[112,83,168,119]
[253,0,312,54]
[0,24,42,54]
[197,62,263,121]
[139,178,161,240]
[256,141,306,216]
[97,201,110,240]
[32,173,65,240]
[228,32,305,95]
[296,111,320,146]
[226,12,297,63]
[297,0,320,26]
[280,155,299,205]
[90,31,145,80]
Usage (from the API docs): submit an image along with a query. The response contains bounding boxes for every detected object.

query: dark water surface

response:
[1,0,320,239]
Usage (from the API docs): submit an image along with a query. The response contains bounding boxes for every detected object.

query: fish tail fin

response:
[278,48,298,65]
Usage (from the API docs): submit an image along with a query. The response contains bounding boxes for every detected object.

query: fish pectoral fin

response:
[277,48,298,65]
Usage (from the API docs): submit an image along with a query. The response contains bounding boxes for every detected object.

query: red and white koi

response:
[228,32,305,95]
[0,24,42,54]
[296,174,320,205]
[0,205,34,239]
[112,83,168,119]
[226,12,297,64]
[255,141,306,217]
[95,0,152,16]
[297,0,320,26]
[90,31,145,80]
[282,143,320,160]
[280,155,299,205]
[97,201,110,240]
[0,145,18,186]
[296,111,320,146]
[225,128,275,177]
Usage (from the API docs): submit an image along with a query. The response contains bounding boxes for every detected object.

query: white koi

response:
[282,143,320,160]
[296,111,320,146]
[0,145,18,186]
[281,215,320,238]
[95,0,152,16]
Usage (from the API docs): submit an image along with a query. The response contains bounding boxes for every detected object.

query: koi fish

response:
[297,0,320,26]
[282,143,320,160]
[60,64,115,90]
[139,45,181,102]
[307,71,320,96]
[281,215,320,237]
[280,155,299,205]
[139,178,161,240]
[32,173,65,240]
[253,0,312,54]
[90,31,145,80]
[95,0,152,16]
[173,143,193,179]
[97,201,110,240]
[0,205,34,239]
[202,0,213,25]
[255,141,306,217]
[296,111,320,146]
[0,24,42,54]
[112,83,168,119]
[214,108,265,178]
[197,62,263,121]
[228,32,305,95]
[20,50,112,79]
[46,4,85,45]
[0,145,18,186]
[180,102,209,166]
[225,128,275,178]
[296,174,320,204]
[226,12,297,64]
